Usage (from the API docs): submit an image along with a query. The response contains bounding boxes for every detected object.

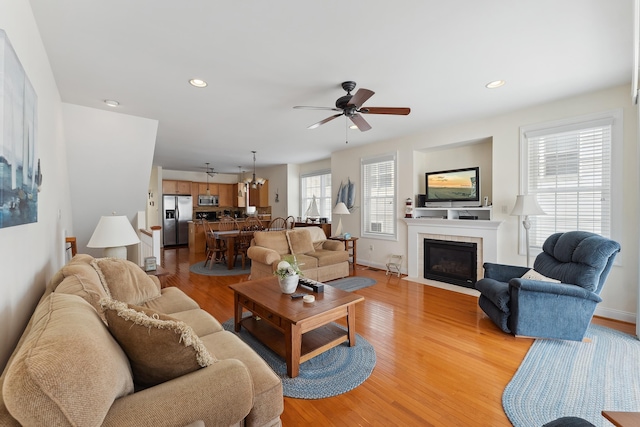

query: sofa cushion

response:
[142,286,200,314]
[309,248,350,267]
[201,331,284,426]
[54,268,111,318]
[3,293,134,427]
[286,229,315,255]
[253,230,290,255]
[100,299,215,387]
[92,258,161,305]
[169,308,224,336]
[293,253,319,270]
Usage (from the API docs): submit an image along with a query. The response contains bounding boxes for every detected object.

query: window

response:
[300,170,332,220]
[362,153,397,239]
[520,110,622,252]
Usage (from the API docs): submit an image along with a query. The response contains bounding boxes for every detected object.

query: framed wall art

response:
[0,29,39,229]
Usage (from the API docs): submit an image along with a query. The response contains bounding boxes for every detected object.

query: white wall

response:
[415,138,493,205]
[0,0,74,369]
[63,104,158,259]
[332,84,638,322]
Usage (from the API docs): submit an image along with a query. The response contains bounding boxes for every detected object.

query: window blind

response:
[362,153,396,238]
[525,120,612,248]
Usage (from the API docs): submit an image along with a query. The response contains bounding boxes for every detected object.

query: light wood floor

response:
[162,247,635,426]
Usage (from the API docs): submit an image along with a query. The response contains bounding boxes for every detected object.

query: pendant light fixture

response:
[204,162,211,196]
[244,151,265,189]
[237,166,246,197]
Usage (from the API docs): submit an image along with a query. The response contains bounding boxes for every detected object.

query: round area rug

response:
[189,260,251,276]
[222,318,376,399]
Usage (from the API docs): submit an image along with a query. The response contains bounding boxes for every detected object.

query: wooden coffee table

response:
[229,277,364,378]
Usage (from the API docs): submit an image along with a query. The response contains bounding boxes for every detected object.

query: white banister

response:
[137,211,162,267]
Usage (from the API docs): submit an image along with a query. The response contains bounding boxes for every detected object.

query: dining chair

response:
[202,220,225,268]
[217,216,238,231]
[285,216,296,229]
[268,217,286,230]
[234,226,253,269]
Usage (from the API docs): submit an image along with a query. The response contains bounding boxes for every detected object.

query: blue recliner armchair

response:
[475,231,620,341]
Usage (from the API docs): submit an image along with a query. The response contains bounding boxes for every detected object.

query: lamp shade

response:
[510,195,546,216]
[87,215,140,259]
[333,202,350,215]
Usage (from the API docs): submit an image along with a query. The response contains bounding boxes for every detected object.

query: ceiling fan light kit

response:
[294,81,410,133]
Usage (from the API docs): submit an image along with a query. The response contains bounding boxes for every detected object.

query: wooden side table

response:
[144,265,171,288]
[602,411,640,426]
[329,236,358,275]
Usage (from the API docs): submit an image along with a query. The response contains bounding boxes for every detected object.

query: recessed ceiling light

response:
[189,78,208,88]
[104,99,119,107]
[349,124,358,130]
[486,80,506,89]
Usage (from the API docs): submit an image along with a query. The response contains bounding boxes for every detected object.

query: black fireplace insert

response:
[423,239,477,288]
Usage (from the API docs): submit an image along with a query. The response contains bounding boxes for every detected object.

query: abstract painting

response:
[0,29,39,229]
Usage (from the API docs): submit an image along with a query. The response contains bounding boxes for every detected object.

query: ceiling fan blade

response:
[294,106,342,111]
[349,113,372,132]
[360,107,411,115]
[348,88,375,108]
[308,113,343,129]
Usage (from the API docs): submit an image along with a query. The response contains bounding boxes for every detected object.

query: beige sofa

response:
[0,255,283,427]
[247,226,349,282]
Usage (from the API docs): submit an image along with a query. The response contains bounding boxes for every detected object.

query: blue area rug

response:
[189,260,250,276]
[327,276,376,292]
[222,318,376,399]
[503,325,640,426]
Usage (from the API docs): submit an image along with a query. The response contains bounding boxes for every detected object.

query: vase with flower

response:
[274,257,302,294]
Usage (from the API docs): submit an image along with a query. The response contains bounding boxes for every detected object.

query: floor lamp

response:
[333,202,350,236]
[510,195,546,267]
[87,214,140,259]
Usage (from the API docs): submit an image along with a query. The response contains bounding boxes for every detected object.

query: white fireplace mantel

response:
[404,218,503,279]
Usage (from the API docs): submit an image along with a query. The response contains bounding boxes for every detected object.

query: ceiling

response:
[28,0,633,174]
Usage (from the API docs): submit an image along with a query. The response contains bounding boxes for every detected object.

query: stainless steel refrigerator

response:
[163,195,193,246]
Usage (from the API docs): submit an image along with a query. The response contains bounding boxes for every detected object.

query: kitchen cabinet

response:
[249,180,269,207]
[199,183,218,196]
[218,184,234,207]
[162,180,191,195]
[237,183,247,207]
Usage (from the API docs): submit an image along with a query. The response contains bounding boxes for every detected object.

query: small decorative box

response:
[144,256,157,272]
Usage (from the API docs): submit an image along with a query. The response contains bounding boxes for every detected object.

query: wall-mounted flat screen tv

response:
[425,167,480,203]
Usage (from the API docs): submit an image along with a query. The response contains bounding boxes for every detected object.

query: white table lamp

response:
[333,202,350,236]
[87,214,140,259]
[510,195,546,267]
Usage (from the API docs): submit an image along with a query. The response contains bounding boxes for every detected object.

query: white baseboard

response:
[361,260,636,325]
[594,306,637,324]
[403,276,480,297]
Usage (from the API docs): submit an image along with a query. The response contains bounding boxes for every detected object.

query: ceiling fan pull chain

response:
[345,117,348,144]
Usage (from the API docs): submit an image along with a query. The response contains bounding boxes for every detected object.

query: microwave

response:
[198,194,218,206]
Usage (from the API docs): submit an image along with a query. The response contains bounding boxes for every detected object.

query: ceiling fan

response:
[200,162,217,177]
[294,81,410,132]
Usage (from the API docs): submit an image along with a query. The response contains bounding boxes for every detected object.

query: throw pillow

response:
[521,269,561,283]
[100,298,215,387]
[286,229,315,255]
[92,258,161,305]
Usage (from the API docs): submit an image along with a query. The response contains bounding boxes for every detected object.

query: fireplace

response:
[423,239,477,288]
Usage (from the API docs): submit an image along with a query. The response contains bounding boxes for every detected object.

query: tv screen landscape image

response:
[425,167,479,203]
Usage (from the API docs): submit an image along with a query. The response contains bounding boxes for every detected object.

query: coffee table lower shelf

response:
[240,316,348,365]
